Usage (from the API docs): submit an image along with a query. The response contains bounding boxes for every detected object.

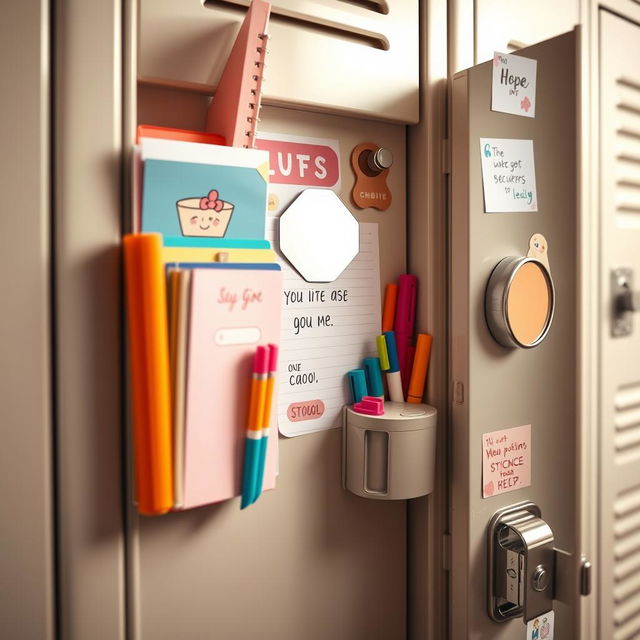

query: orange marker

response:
[124,233,174,515]
[382,283,398,332]
[407,334,433,404]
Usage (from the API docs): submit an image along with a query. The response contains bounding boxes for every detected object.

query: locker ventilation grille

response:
[614,383,640,464]
[615,77,640,224]
[614,485,640,638]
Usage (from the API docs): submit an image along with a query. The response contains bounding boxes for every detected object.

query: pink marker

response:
[394,274,417,396]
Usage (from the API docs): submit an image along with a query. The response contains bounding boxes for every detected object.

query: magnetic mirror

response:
[485,257,555,349]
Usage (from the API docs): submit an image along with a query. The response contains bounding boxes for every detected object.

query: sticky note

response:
[491,52,537,118]
[479,138,538,213]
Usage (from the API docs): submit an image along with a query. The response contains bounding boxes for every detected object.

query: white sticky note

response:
[526,610,554,639]
[482,424,531,498]
[480,138,538,213]
[267,219,381,437]
[492,52,537,118]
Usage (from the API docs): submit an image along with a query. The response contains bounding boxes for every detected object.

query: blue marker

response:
[383,331,404,402]
[363,357,385,401]
[347,369,368,405]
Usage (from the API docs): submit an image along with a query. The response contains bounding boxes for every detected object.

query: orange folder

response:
[124,233,174,515]
[136,124,225,146]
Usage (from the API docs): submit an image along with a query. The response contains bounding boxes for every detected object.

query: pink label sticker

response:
[287,399,325,422]
[482,424,531,498]
[255,139,340,187]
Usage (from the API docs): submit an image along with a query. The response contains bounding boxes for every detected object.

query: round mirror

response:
[485,257,555,349]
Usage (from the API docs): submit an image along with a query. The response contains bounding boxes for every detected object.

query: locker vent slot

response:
[204,1,390,50]
[613,485,640,638]
[615,77,640,224]
[614,384,640,464]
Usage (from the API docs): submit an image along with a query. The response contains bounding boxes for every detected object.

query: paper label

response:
[482,424,531,498]
[480,138,538,212]
[526,610,554,639]
[256,132,341,215]
[492,52,537,118]
[268,219,381,437]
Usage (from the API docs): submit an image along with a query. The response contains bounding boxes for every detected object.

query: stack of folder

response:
[125,126,281,515]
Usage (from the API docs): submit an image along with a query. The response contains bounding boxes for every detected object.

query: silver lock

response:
[487,501,555,623]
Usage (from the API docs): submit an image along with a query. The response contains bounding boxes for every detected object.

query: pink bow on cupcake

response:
[199,189,224,212]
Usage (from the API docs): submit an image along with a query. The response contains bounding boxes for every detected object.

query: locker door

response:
[450,31,583,638]
[599,11,640,639]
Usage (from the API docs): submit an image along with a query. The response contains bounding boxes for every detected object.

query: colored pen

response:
[347,369,368,404]
[363,357,385,401]
[382,283,398,332]
[407,334,433,404]
[241,346,268,509]
[394,274,417,395]
[382,331,404,403]
[252,344,278,504]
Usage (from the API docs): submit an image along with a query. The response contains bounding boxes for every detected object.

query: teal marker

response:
[347,369,367,405]
[363,357,384,401]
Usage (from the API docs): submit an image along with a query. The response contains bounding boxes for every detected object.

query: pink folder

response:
[181,267,282,509]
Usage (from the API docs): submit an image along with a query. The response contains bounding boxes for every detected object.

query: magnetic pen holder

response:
[342,402,437,500]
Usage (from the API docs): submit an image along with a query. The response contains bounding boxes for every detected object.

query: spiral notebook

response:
[206,0,271,148]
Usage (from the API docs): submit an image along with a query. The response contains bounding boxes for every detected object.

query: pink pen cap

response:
[267,343,279,374]
[254,345,269,375]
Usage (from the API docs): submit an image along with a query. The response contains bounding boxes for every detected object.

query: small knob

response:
[532,565,550,592]
[367,147,393,173]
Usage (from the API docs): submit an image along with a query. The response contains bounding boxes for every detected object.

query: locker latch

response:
[487,501,557,623]
[612,267,640,337]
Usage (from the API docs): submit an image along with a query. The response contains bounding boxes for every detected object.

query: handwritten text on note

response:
[268,219,381,437]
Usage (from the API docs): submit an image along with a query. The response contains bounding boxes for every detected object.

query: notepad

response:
[180,266,282,509]
[268,219,381,437]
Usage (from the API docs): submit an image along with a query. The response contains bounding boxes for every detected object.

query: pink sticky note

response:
[482,424,531,498]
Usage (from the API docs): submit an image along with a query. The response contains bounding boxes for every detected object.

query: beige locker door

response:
[450,31,582,638]
[599,11,640,640]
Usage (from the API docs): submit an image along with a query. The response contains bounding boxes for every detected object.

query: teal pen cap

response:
[363,357,384,398]
[347,369,367,404]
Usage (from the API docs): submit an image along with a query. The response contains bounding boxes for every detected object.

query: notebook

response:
[206,0,271,148]
[180,266,283,509]
[139,138,269,242]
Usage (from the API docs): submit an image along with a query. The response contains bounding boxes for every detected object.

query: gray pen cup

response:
[342,402,437,500]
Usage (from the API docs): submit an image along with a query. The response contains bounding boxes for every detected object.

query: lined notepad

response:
[268,219,381,437]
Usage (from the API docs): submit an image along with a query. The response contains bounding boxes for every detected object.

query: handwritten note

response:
[480,138,538,213]
[482,424,531,498]
[268,218,381,437]
[491,52,537,118]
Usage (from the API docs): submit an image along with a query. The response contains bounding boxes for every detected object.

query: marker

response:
[363,357,385,401]
[394,274,417,396]
[347,369,368,405]
[407,334,433,404]
[376,335,390,372]
[241,346,268,509]
[382,331,404,403]
[382,283,398,332]
[252,344,278,504]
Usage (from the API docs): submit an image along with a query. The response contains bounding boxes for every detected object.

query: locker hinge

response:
[442,533,451,571]
[442,138,451,174]
[580,556,592,596]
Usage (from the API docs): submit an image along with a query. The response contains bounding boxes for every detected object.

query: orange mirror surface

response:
[506,261,552,346]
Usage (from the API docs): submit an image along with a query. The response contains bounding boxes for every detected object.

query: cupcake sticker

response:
[176,189,234,237]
